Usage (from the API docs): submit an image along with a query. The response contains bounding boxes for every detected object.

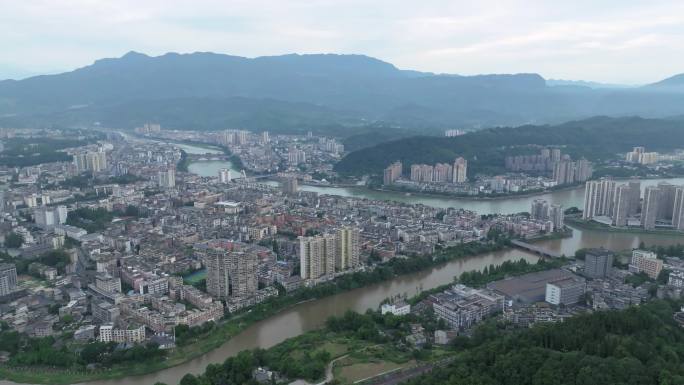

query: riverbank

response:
[356,173,684,203]
[132,133,246,173]
[524,227,575,244]
[176,149,189,172]
[566,217,684,237]
[162,257,566,385]
[0,241,511,385]
[368,183,585,202]
[7,224,681,385]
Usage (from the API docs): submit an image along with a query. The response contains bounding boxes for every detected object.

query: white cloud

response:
[0,0,682,83]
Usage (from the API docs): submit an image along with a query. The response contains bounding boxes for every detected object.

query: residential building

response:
[410,164,434,183]
[584,248,614,278]
[530,199,549,221]
[299,234,335,280]
[0,263,17,296]
[158,168,176,188]
[612,184,632,227]
[74,150,107,173]
[553,159,575,185]
[642,186,659,230]
[95,273,122,293]
[335,227,360,271]
[218,168,231,183]
[545,276,586,305]
[92,301,120,324]
[282,177,298,195]
[452,157,467,183]
[34,205,68,228]
[383,161,402,185]
[549,204,564,231]
[98,324,146,343]
[668,270,684,288]
[628,180,641,216]
[287,148,306,165]
[583,178,616,219]
[199,241,258,300]
[673,187,684,230]
[444,129,464,137]
[381,301,411,316]
[628,250,663,279]
[657,182,677,221]
[433,163,453,182]
[575,158,593,182]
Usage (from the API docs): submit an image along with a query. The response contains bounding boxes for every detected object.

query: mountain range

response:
[2,51,684,132]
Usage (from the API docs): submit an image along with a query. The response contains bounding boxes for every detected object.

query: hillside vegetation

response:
[335,116,684,176]
[406,300,684,385]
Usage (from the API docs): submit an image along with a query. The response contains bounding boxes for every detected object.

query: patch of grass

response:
[182,269,207,284]
[318,342,349,358]
[335,359,410,384]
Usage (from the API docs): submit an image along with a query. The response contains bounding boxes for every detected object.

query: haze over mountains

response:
[2,51,684,132]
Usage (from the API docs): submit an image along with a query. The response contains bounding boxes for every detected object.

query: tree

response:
[657,269,671,285]
[179,374,199,385]
[5,232,23,248]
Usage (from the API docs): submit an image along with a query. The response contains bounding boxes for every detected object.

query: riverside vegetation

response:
[156,258,683,385]
[163,256,570,385]
[0,237,511,384]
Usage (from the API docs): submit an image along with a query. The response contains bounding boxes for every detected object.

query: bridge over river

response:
[510,239,561,258]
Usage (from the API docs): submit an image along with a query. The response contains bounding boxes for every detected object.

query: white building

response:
[668,270,684,288]
[98,324,146,343]
[54,224,88,240]
[381,301,411,316]
[545,276,586,305]
[158,168,176,188]
[218,168,232,183]
[34,205,68,228]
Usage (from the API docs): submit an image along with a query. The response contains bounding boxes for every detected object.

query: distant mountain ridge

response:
[545,79,637,89]
[2,51,684,130]
[644,73,684,89]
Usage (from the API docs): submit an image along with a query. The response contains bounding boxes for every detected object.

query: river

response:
[53,225,679,385]
[151,141,238,178]
[182,144,684,215]
[3,159,683,385]
[293,178,684,215]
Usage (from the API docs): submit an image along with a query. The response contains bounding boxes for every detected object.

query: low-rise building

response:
[98,324,146,343]
[380,300,411,316]
[431,284,504,330]
[545,276,586,305]
[434,329,458,345]
[668,270,684,288]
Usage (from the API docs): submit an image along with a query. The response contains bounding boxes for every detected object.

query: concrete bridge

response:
[510,239,561,259]
[185,154,230,161]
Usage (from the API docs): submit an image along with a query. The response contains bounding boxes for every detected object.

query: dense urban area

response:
[0,122,681,385]
[7,1,684,383]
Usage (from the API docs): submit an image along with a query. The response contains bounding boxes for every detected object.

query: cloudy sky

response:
[1,0,683,84]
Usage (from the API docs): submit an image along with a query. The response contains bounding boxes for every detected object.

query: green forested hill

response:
[334,116,684,176]
[406,300,684,385]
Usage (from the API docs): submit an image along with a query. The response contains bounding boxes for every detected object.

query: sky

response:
[1,0,683,84]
